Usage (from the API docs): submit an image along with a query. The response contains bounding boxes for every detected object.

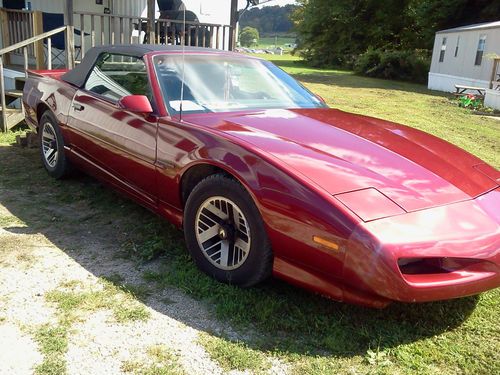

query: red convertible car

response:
[23,45,499,308]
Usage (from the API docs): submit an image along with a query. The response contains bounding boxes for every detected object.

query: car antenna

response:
[179,2,186,122]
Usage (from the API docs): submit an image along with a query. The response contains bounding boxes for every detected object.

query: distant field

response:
[256,36,296,49]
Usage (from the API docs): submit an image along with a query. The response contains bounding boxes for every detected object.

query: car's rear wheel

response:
[184,174,273,287]
[39,111,72,179]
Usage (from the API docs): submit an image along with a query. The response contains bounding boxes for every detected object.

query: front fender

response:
[156,118,360,301]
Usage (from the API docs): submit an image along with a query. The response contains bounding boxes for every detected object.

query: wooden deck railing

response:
[153,18,231,50]
[0,26,74,132]
[0,9,34,55]
[1,7,233,68]
[0,8,46,68]
[73,11,147,58]
[73,10,232,55]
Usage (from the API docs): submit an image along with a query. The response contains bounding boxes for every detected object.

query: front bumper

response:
[344,188,500,303]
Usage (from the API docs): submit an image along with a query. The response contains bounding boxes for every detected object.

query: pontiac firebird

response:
[22,45,500,308]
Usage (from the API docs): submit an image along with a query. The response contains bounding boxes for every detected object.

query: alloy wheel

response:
[195,196,251,271]
[41,122,59,168]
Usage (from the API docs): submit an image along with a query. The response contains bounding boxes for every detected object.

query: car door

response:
[67,53,158,207]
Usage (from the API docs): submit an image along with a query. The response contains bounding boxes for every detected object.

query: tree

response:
[410,0,500,49]
[292,0,500,67]
[291,0,414,67]
[239,27,260,47]
[239,5,296,35]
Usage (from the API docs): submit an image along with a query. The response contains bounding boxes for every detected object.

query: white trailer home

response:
[428,21,500,93]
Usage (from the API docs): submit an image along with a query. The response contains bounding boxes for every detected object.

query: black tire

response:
[184,174,273,287]
[39,111,72,179]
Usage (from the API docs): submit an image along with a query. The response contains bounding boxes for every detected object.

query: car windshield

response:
[153,54,326,114]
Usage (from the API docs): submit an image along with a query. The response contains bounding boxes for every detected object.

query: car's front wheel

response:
[184,174,273,287]
[39,111,72,179]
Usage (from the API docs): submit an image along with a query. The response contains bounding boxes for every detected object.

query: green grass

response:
[1,57,499,374]
[0,214,25,227]
[121,345,185,375]
[34,357,67,375]
[45,278,151,324]
[0,130,26,145]
[199,333,270,372]
[33,324,69,375]
[256,36,296,50]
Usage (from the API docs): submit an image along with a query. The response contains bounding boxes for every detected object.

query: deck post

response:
[490,58,499,90]
[23,46,28,77]
[0,55,7,132]
[64,0,75,69]
[0,8,11,65]
[147,0,155,44]
[66,26,75,69]
[64,0,74,26]
[229,0,238,51]
[47,37,52,70]
[33,10,44,69]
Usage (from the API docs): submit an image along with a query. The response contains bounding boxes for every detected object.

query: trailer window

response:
[439,37,447,63]
[475,35,486,66]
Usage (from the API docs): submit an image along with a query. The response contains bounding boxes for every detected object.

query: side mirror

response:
[118,95,153,114]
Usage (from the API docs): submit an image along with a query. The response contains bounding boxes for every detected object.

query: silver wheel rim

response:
[195,196,251,271]
[41,122,58,168]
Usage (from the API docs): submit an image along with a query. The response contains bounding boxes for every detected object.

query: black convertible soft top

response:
[61,44,223,88]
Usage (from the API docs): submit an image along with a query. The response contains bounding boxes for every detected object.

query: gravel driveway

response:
[0,145,287,375]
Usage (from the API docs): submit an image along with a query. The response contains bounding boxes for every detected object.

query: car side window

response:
[84,53,151,102]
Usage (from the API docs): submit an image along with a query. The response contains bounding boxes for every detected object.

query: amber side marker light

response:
[313,236,340,251]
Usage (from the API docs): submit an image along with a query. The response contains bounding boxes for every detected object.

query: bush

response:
[239,27,260,47]
[354,49,430,83]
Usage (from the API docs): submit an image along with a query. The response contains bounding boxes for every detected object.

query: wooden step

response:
[0,107,20,112]
[5,90,23,98]
[0,108,24,131]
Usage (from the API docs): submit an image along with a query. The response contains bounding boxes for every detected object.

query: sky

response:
[238,0,297,8]
[259,0,297,6]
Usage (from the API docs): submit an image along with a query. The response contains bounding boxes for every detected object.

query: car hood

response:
[184,108,499,212]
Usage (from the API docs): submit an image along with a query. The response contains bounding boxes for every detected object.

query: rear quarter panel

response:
[23,70,76,136]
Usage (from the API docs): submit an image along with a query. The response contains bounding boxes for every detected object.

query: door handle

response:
[72,103,84,111]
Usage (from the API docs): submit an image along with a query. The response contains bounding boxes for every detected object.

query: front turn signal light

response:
[313,236,340,251]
